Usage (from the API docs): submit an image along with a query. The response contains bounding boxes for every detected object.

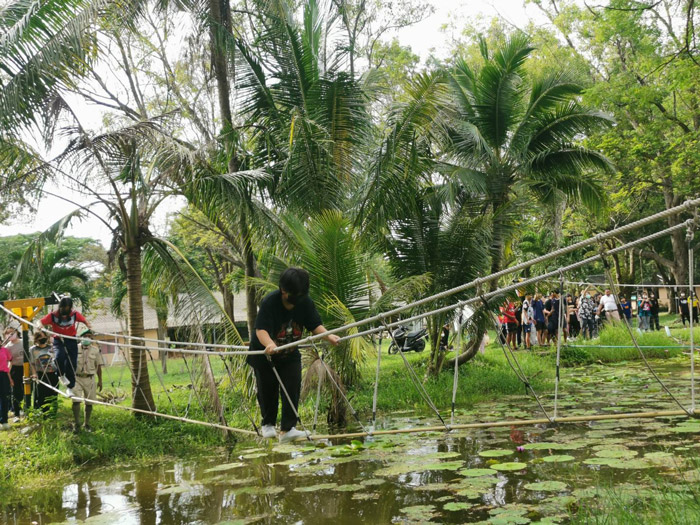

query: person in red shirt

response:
[502,300,518,350]
[40,297,91,397]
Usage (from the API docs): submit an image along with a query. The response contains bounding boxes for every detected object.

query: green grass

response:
[570,460,700,524]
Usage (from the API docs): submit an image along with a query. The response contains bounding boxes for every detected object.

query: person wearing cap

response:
[30,331,59,418]
[40,296,92,398]
[246,267,340,443]
[71,334,104,432]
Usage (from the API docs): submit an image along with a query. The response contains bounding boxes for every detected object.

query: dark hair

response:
[34,331,48,343]
[279,267,310,297]
[59,297,73,310]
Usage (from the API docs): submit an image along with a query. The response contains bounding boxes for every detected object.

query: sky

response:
[0,0,546,247]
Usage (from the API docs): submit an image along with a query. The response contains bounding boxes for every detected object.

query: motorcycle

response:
[387,326,428,354]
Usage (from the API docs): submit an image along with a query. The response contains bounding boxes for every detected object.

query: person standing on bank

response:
[0,343,13,430]
[71,335,104,433]
[4,327,26,422]
[30,331,59,418]
[246,268,340,443]
[40,297,92,398]
[649,293,660,331]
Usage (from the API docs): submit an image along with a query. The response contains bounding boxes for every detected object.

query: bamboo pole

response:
[310,409,693,440]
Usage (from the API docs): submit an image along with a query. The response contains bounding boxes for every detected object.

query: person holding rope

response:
[40,296,92,398]
[30,330,59,418]
[71,334,104,433]
[246,268,340,442]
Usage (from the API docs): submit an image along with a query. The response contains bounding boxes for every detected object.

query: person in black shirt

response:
[649,293,660,331]
[247,268,340,443]
[679,292,691,326]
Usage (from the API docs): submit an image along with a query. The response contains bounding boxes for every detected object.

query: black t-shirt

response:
[544,298,560,324]
[246,290,322,367]
[650,298,659,315]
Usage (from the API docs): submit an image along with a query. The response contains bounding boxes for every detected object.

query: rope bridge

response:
[1,197,699,441]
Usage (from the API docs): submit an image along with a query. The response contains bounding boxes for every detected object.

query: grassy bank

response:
[570,462,700,524]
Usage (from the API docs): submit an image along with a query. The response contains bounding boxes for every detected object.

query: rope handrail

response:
[335,220,695,345]
[2,220,693,358]
[262,197,700,353]
[30,197,698,354]
[33,377,258,436]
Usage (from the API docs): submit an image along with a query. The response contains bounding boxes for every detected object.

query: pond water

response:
[5,358,700,524]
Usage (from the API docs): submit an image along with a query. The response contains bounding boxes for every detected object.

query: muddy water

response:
[5,358,700,524]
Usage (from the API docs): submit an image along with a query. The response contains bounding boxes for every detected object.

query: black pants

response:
[54,338,78,388]
[0,373,10,424]
[650,313,660,331]
[681,308,690,326]
[251,356,301,432]
[35,372,59,417]
[569,316,581,338]
[10,365,25,414]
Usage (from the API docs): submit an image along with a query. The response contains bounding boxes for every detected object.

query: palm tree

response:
[440,35,613,287]
[11,245,91,306]
[385,187,492,374]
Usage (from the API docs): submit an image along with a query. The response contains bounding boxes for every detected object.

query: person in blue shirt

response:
[531,293,546,347]
[619,295,632,325]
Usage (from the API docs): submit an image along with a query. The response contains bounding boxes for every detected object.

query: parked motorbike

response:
[387,326,427,354]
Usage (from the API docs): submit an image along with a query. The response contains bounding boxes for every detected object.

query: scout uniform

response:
[73,343,104,401]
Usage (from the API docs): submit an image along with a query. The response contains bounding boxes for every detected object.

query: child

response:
[30,331,59,418]
[40,296,92,397]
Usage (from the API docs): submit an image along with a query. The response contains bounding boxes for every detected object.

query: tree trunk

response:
[241,212,259,338]
[445,334,482,368]
[209,0,234,130]
[196,326,230,439]
[126,245,156,412]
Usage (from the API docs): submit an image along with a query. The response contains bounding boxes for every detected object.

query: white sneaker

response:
[59,375,69,386]
[66,387,74,397]
[12,417,20,423]
[261,425,276,439]
[279,427,310,443]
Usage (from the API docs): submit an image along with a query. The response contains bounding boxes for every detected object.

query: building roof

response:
[88,292,249,334]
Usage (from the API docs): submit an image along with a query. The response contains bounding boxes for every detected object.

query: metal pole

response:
[371,331,382,429]
[22,326,31,411]
[451,311,462,426]
[689,244,695,412]
[553,274,565,420]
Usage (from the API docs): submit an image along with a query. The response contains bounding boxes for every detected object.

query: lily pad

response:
[479,449,515,458]
[490,462,527,472]
[233,486,285,496]
[360,478,385,486]
[294,483,338,492]
[523,481,568,492]
[374,460,464,476]
[594,449,638,459]
[459,468,498,477]
[444,501,474,511]
[333,484,364,492]
[540,455,575,463]
[400,505,437,521]
[204,462,245,473]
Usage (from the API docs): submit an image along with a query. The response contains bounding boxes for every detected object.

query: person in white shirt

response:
[597,289,620,322]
